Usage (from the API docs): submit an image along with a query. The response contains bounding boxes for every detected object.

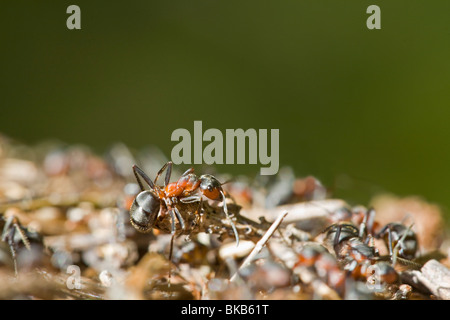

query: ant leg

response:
[173,206,185,231]
[6,234,18,277]
[359,213,367,239]
[194,198,203,226]
[345,259,358,274]
[2,216,30,277]
[400,213,413,225]
[365,234,375,247]
[1,215,14,241]
[167,204,186,234]
[220,190,239,246]
[153,161,172,186]
[2,216,31,250]
[179,195,202,203]
[387,227,394,263]
[2,221,18,276]
[164,161,173,187]
[333,225,342,257]
[167,233,175,288]
[133,165,156,191]
[359,208,376,240]
[167,208,177,235]
[195,198,203,216]
[180,167,195,177]
[366,208,376,237]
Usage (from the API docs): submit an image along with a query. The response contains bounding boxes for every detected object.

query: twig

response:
[240,199,346,235]
[230,210,288,282]
[400,259,450,299]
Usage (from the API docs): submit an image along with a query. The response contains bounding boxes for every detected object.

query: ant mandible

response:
[129,161,239,245]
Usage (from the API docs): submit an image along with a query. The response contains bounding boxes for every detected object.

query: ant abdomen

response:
[129,190,160,233]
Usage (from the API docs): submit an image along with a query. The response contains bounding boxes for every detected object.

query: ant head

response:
[129,190,161,233]
[378,222,417,260]
[199,174,223,201]
[325,223,359,245]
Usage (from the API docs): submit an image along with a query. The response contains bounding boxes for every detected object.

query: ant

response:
[319,207,424,298]
[294,243,347,295]
[321,221,404,295]
[327,206,378,239]
[322,222,378,279]
[330,207,418,265]
[324,207,422,277]
[129,161,239,244]
[376,222,418,264]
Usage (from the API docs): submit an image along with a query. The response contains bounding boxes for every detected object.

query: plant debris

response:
[0,134,449,300]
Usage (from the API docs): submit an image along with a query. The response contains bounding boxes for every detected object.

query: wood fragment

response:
[401,259,450,299]
[418,259,450,300]
[230,210,288,282]
[241,199,347,233]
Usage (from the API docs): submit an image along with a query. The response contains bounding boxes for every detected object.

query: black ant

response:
[333,207,418,265]
[324,207,423,282]
[320,220,405,295]
[327,206,378,239]
[322,222,378,279]
[376,222,418,263]
[129,161,239,242]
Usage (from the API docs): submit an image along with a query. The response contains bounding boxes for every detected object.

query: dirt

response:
[0,134,448,300]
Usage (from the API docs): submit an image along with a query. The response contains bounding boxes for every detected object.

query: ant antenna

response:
[400,212,414,225]
[220,190,240,247]
[359,208,376,239]
[220,179,234,186]
[392,223,414,266]
[153,161,174,187]
[133,165,156,191]
[167,233,175,288]
[333,225,342,257]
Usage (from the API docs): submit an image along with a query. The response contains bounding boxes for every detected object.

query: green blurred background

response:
[1,1,450,221]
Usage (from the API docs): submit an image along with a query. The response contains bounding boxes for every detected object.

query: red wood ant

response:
[322,222,379,281]
[327,206,378,239]
[376,222,417,261]
[328,207,418,265]
[294,244,347,296]
[129,161,239,245]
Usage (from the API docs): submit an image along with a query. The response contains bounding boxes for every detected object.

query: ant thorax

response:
[155,201,202,235]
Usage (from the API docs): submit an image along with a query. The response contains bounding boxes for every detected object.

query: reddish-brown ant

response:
[129,161,239,245]
[294,244,347,296]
